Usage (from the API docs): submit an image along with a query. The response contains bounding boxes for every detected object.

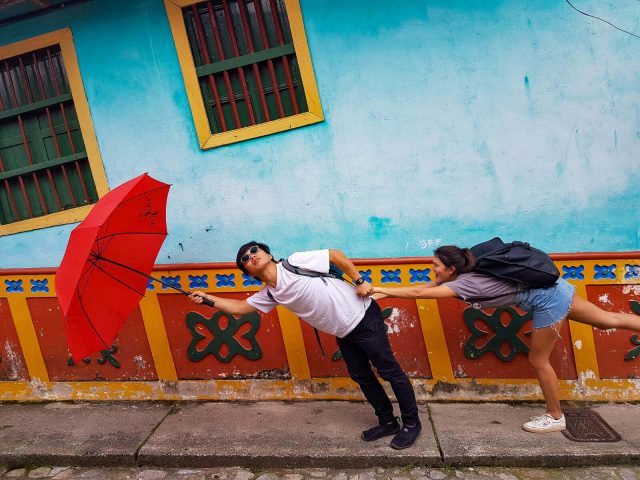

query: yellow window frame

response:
[0,28,108,237]
[165,0,324,149]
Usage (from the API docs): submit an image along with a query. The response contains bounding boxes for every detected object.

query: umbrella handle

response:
[200,297,216,307]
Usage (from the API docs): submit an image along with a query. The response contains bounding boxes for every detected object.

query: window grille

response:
[0,44,98,227]
[166,0,323,149]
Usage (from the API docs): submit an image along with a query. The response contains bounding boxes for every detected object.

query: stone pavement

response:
[1,401,639,471]
[2,464,640,480]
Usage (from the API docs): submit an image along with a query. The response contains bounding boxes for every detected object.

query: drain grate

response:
[562,408,621,442]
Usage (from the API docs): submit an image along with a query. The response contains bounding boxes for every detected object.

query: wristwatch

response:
[354,277,365,286]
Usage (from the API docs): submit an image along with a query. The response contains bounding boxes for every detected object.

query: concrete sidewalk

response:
[0,401,639,469]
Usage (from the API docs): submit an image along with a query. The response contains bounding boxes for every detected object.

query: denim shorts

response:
[515,278,576,329]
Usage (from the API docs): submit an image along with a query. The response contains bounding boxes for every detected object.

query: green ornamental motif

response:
[624,300,640,361]
[463,307,532,362]
[67,345,120,368]
[96,345,120,367]
[186,310,262,363]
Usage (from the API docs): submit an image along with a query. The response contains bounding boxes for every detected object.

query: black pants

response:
[336,301,419,426]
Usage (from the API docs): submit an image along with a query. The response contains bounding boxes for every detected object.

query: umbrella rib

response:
[92,182,169,253]
[76,258,100,298]
[93,232,166,262]
[92,254,191,295]
[94,231,167,264]
[75,283,111,352]
[87,256,148,298]
[94,234,113,258]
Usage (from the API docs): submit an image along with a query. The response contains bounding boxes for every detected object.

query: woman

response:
[372,245,640,433]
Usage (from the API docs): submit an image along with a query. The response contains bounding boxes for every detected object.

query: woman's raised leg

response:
[568,295,640,330]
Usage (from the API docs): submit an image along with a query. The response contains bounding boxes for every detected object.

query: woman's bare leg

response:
[568,295,640,330]
[528,321,564,418]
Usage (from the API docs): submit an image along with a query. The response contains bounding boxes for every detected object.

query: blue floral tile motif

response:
[147,278,155,290]
[594,264,616,280]
[30,279,49,293]
[216,274,235,288]
[189,275,209,289]
[381,269,401,284]
[409,268,431,283]
[161,275,181,290]
[5,280,23,293]
[242,274,262,287]
[358,269,372,283]
[562,265,584,280]
[625,264,640,280]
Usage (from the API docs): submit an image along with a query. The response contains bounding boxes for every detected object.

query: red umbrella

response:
[55,173,206,362]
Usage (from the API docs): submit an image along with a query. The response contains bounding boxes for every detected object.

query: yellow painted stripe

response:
[202,112,323,149]
[0,275,57,297]
[283,0,323,117]
[0,379,363,401]
[139,293,178,382]
[0,377,638,402]
[0,28,66,57]
[7,295,50,383]
[59,29,109,197]
[164,0,211,148]
[0,381,34,400]
[276,306,311,380]
[568,283,601,379]
[416,299,454,382]
[0,206,93,237]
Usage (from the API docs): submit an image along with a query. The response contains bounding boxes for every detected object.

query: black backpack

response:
[470,237,559,288]
[266,259,352,356]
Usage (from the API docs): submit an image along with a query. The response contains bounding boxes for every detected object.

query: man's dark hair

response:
[236,241,275,275]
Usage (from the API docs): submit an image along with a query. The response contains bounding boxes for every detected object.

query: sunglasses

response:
[240,245,260,264]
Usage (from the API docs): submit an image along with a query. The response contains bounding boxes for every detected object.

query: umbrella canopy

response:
[56,173,170,361]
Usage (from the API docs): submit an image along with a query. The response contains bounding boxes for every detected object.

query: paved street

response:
[2,400,640,480]
[2,401,640,469]
[2,465,640,480]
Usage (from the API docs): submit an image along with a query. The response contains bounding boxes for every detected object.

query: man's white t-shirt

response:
[246,250,371,338]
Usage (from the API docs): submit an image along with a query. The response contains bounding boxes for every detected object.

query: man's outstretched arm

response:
[188,291,257,315]
[329,249,373,297]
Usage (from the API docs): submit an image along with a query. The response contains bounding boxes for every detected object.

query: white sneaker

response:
[522,413,566,433]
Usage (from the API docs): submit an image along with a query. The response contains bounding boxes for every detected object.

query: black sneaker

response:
[390,421,422,450]
[361,417,401,442]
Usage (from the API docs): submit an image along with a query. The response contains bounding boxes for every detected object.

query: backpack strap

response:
[281,259,346,283]
[313,327,326,357]
[277,258,348,357]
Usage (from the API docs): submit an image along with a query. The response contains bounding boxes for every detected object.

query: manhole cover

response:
[562,408,621,442]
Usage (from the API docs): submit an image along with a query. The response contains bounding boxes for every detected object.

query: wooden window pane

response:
[0,45,97,226]
[183,0,309,135]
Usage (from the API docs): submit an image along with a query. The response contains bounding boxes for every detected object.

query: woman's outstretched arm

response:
[372,284,458,300]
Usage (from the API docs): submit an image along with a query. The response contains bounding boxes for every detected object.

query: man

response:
[189,241,421,449]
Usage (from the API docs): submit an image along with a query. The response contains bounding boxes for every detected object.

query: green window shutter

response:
[0,46,98,225]
[182,0,309,135]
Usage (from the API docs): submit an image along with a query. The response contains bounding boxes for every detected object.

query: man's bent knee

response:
[377,365,409,383]
[350,371,379,385]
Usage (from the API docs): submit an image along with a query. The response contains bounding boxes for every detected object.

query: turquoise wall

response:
[1,0,638,268]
